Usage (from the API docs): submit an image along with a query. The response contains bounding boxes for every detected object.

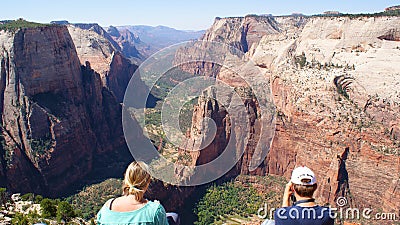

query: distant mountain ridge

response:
[51,21,205,61]
[116,25,205,52]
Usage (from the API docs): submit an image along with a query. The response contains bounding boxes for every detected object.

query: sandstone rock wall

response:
[0,26,130,196]
[68,24,146,102]
[178,15,400,213]
[107,26,145,61]
[72,23,121,52]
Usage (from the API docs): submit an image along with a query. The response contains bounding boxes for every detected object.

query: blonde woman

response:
[96,161,169,225]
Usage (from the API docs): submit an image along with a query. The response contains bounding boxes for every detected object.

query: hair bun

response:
[128,184,142,195]
[122,161,151,201]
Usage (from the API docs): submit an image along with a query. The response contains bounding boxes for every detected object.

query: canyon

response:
[0,20,204,200]
[0,13,399,224]
[174,15,399,217]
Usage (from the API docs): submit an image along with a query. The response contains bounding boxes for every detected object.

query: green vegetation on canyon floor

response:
[66,178,122,220]
[194,175,286,225]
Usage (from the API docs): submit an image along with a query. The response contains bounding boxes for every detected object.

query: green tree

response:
[0,187,9,207]
[34,194,43,203]
[40,198,57,218]
[295,52,307,68]
[56,201,75,222]
[90,218,96,225]
[20,193,34,201]
[27,210,41,224]
[11,212,30,225]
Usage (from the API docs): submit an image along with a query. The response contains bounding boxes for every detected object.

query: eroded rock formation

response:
[68,24,147,102]
[0,25,131,196]
[177,15,400,214]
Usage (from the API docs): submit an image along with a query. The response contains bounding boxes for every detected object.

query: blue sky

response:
[2,0,399,30]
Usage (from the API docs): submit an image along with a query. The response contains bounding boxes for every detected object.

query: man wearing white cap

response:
[274,166,334,225]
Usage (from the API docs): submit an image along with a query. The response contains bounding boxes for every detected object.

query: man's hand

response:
[282,181,294,207]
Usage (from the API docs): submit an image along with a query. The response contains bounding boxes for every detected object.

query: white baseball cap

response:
[291,166,317,185]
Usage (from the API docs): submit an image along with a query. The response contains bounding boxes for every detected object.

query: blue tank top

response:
[96,200,169,225]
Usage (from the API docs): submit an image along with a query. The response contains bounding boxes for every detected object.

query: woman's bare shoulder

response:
[103,197,118,209]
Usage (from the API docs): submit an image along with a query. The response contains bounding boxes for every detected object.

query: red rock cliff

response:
[177,15,400,215]
[0,25,131,196]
